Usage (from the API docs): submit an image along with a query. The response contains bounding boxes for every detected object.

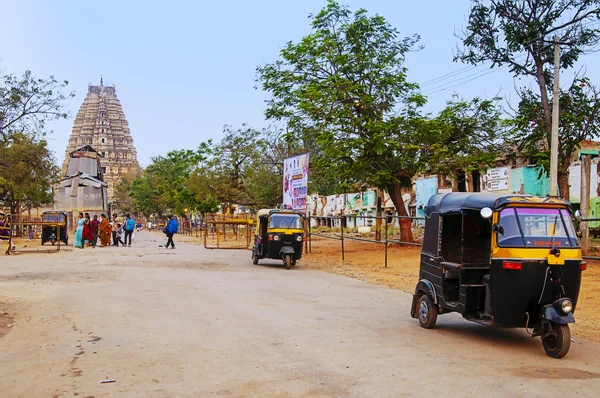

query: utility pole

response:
[580,154,591,255]
[549,36,560,197]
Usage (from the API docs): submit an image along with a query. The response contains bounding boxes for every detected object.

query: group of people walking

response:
[73,213,136,248]
[71,213,179,249]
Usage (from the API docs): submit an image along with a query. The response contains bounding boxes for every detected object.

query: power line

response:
[418,21,600,96]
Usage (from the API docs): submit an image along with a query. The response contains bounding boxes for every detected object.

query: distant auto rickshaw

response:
[252,209,304,269]
[410,193,584,358]
[41,211,69,246]
[0,212,10,241]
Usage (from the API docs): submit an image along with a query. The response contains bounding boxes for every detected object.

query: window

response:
[497,207,578,248]
[269,214,302,229]
[101,152,105,157]
[101,129,104,134]
[101,167,106,174]
[101,138,105,143]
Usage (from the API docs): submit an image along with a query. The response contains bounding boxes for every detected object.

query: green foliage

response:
[0,133,60,213]
[187,125,285,209]
[457,1,600,78]
[0,70,75,142]
[256,0,424,192]
[424,96,506,175]
[509,77,600,173]
[457,0,600,194]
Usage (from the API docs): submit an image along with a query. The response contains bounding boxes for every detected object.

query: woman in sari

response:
[82,212,94,247]
[98,214,112,247]
[73,213,85,249]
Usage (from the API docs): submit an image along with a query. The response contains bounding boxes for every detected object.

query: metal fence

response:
[2,214,64,255]
[306,213,425,268]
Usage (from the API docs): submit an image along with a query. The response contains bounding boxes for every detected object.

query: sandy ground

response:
[175,232,600,343]
[1,232,600,397]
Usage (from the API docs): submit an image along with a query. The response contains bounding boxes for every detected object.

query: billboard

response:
[283,153,309,213]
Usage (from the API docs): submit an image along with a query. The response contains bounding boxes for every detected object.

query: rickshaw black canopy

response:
[426,193,571,216]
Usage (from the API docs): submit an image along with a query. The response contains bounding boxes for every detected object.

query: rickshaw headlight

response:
[273,235,280,241]
[561,299,573,314]
[296,235,303,242]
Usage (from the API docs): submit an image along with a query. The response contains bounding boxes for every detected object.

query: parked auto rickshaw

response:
[41,211,69,246]
[252,209,304,269]
[410,193,584,358]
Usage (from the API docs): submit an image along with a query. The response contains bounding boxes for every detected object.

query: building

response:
[62,79,140,200]
[54,145,108,225]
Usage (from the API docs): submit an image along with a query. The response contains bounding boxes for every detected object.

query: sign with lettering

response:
[487,167,508,181]
[487,179,508,191]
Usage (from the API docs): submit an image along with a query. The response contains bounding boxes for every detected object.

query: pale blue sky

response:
[1,0,599,167]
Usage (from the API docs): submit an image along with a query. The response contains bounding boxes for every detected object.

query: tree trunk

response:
[558,171,569,200]
[386,180,414,243]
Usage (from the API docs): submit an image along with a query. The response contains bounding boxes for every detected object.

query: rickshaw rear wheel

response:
[284,254,292,270]
[418,294,438,329]
[542,323,571,358]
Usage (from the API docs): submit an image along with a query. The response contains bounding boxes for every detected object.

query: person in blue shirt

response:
[123,214,135,247]
[165,215,178,249]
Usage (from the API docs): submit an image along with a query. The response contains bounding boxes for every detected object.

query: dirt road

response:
[1,233,600,397]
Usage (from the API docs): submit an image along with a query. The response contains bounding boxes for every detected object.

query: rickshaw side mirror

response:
[574,210,582,222]
[480,207,493,219]
[492,223,504,235]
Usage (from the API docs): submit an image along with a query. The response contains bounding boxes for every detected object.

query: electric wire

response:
[419,20,600,97]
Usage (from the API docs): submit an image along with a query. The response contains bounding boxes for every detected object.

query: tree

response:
[0,70,74,142]
[0,133,60,213]
[112,171,140,215]
[425,96,506,178]
[509,76,600,198]
[142,149,205,216]
[456,0,600,196]
[188,125,283,209]
[256,0,423,241]
[130,176,157,218]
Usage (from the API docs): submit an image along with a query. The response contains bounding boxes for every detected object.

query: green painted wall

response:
[510,166,549,196]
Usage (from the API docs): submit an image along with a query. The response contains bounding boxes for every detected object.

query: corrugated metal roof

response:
[66,158,99,177]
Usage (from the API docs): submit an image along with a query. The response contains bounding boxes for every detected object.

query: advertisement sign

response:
[283,153,309,213]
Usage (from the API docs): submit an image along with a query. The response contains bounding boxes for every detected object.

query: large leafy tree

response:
[256,0,423,241]
[425,96,506,178]
[188,125,284,209]
[456,0,600,196]
[509,76,600,199]
[129,149,206,217]
[0,133,60,213]
[0,70,74,142]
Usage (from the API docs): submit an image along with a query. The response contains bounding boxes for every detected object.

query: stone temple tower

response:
[62,79,140,200]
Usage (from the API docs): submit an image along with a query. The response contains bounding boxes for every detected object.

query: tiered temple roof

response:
[62,81,140,200]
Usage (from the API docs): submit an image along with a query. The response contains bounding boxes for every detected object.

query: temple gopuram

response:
[62,79,140,200]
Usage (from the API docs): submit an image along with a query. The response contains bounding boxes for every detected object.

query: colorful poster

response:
[283,153,309,213]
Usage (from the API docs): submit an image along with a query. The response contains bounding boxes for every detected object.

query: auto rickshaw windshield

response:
[269,214,302,230]
[497,207,579,248]
[43,214,60,223]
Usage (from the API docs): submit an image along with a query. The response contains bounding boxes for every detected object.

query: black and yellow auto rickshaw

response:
[410,193,584,358]
[252,209,304,269]
[41,211,69,246]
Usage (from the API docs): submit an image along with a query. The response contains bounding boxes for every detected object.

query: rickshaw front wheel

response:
[542,323,571,359]
[284,254,292,270]
[418,294,438,329]
[252,252,259,265]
